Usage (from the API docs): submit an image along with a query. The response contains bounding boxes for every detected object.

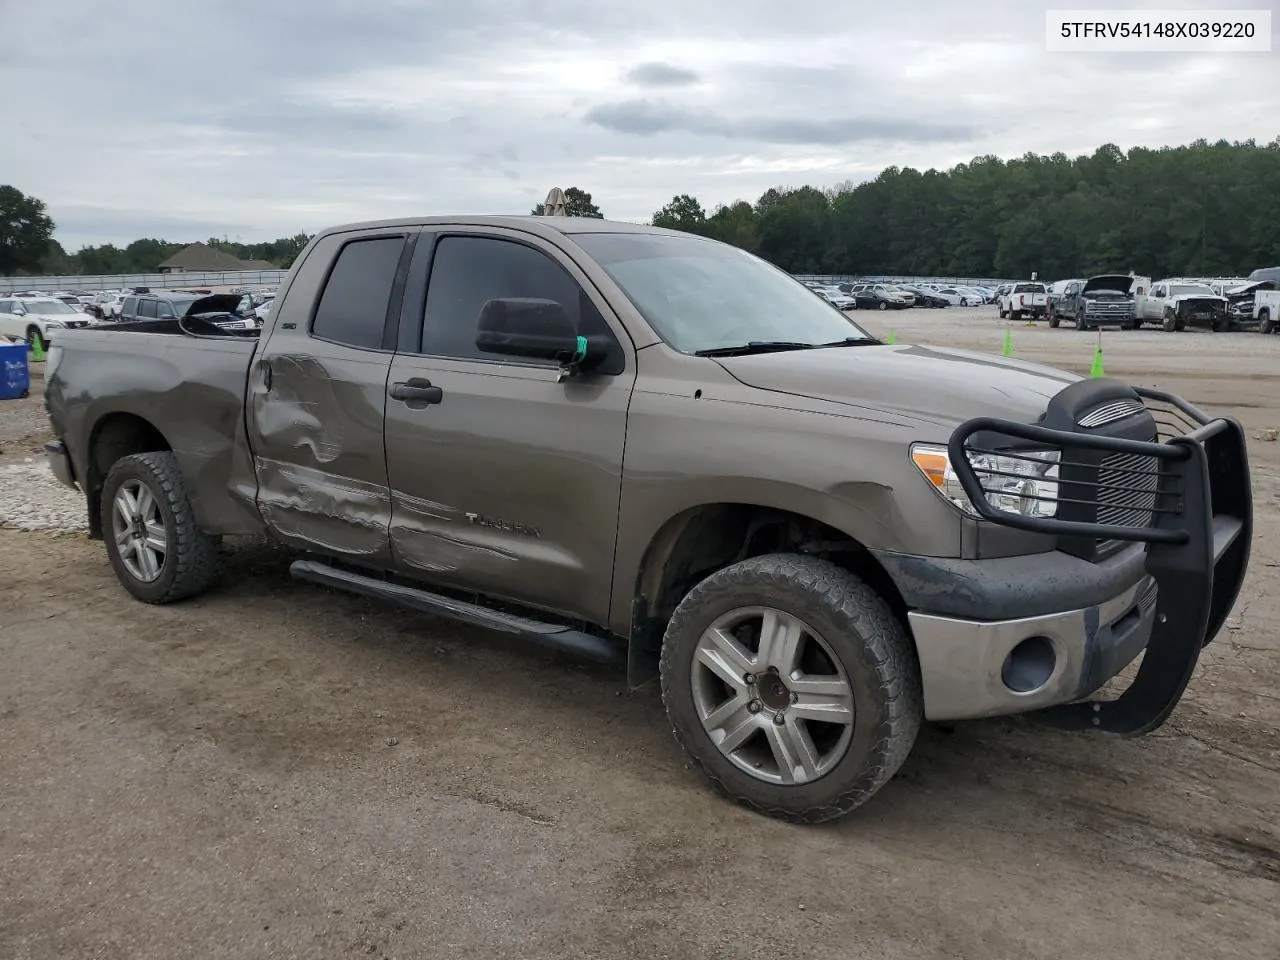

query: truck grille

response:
[1097,451,1160,528]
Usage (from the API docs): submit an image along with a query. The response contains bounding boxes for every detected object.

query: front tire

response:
[101,451,221,604]
[877,301,888,311]
[659,554,923,824]
[1048,313,1060,328]
[1163,309,1178,332]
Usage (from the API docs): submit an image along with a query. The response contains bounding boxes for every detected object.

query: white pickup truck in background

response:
[997,282,1047,320]
[1135,280,1230,332]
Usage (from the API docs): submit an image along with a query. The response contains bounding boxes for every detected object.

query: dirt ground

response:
[2,312,1278,960]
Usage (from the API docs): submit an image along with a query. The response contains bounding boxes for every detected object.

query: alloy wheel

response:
[111,479,168,582]
[690,606,854,785]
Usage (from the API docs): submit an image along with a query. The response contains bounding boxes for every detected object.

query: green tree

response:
[0,185,56,275]
[652,194,708,234]
[530,186,603,218]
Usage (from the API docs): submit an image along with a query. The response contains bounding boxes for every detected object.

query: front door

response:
[383,228,635,625]
[246,229,416,562]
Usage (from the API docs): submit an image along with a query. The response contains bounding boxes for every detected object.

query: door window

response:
[310,235,406,350]
[121,297,138,317]
[137,299,158,318]
[419,235,621,371]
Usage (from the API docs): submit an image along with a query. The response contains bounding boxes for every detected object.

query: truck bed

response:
[45,325,266,536]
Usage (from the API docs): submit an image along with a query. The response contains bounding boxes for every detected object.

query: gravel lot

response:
[2,312,1278,960]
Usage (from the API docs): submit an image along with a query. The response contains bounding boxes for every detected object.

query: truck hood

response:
[716,344,1078,429]
[1169,293,1226,305]
[181,294,243,316]
[1081,275,1135,297]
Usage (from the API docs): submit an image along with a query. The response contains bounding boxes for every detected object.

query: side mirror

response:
[474,297,609,375]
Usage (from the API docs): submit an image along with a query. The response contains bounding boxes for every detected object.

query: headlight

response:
[911,443,1060,518]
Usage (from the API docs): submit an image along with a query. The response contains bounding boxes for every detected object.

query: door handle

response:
[389,379,443,404]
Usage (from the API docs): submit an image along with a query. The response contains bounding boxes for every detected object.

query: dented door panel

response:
[248,344,394,558]
[245,230,408,560]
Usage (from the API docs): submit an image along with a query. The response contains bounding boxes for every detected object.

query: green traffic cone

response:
[31,336,45,362]
[1001,328,1013,357]
[885,329,897,344]
[1090,341,1105,378]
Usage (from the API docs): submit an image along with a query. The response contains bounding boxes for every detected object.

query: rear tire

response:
[1048,314,1060,328]
[101,452,221,604]
[1010,310,1021,322]
[1261,309,1274,335]
[659,554,922,824]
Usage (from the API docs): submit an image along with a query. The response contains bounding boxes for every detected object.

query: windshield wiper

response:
[694,340,820,357]
[815,337,882,347]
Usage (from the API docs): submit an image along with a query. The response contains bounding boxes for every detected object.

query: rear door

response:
[381,227,636,624]
[245,228,417,561]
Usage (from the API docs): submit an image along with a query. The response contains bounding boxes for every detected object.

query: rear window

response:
[1014,283,1045,293]
[311,236,406,350]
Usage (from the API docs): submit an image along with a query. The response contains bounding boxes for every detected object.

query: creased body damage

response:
[255,457,390,556]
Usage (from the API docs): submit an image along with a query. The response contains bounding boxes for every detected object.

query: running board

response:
[289,559,624,665]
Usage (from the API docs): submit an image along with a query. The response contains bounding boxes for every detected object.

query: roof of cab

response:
[312,216,689,240]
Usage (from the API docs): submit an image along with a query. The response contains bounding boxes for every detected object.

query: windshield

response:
[29,300,77,314]
[1169,284,1215,296]
[572,233,873,353]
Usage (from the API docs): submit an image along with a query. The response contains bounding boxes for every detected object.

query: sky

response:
[2,0,1277,252]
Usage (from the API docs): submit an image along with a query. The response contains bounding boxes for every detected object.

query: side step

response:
[289,559,624,665]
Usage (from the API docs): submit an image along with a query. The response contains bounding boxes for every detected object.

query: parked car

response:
[1217,280,1274,330]
[1045,279,1084,323]
[851,287,910,310]
[1049,275,1149,331]
[896,285,950,308]
[117,292,260,332]
[44,215,1252,824]
[0,297,92,350]
[812,286,856,310]
[1135,280,1228,332]
[997,282,1048,320]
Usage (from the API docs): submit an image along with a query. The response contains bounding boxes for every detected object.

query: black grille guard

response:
[947,387,1253,737]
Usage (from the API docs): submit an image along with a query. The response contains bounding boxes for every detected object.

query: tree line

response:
[647,139,1280,280]
[4,137,1279,279]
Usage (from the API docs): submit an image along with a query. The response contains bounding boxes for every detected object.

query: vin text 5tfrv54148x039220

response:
[42,217,1252,823]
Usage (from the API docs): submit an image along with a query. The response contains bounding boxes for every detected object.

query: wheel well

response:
[84,414,171,539]
[628,504,908,684]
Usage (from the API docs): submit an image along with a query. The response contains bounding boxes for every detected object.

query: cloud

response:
[0,0,1273,249]
[584,99,984,144]
[624,62,703,87]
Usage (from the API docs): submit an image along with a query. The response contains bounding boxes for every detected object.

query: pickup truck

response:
[1135,280,1230,332]
[42,216,1253,823]
[1048,275,1149,331]
[997,282,1047,321]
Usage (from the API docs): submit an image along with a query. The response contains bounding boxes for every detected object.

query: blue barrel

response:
[1,342,31,400]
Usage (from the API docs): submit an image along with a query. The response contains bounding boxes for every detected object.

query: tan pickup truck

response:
[42,217,1253,822]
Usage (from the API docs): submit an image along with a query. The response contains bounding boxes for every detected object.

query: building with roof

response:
[157,242,278,274]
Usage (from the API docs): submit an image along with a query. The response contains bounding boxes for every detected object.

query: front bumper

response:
[906,567,1157,721]
[925,385,1252,736]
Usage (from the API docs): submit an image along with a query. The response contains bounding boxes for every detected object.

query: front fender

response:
[607,388,963,638]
